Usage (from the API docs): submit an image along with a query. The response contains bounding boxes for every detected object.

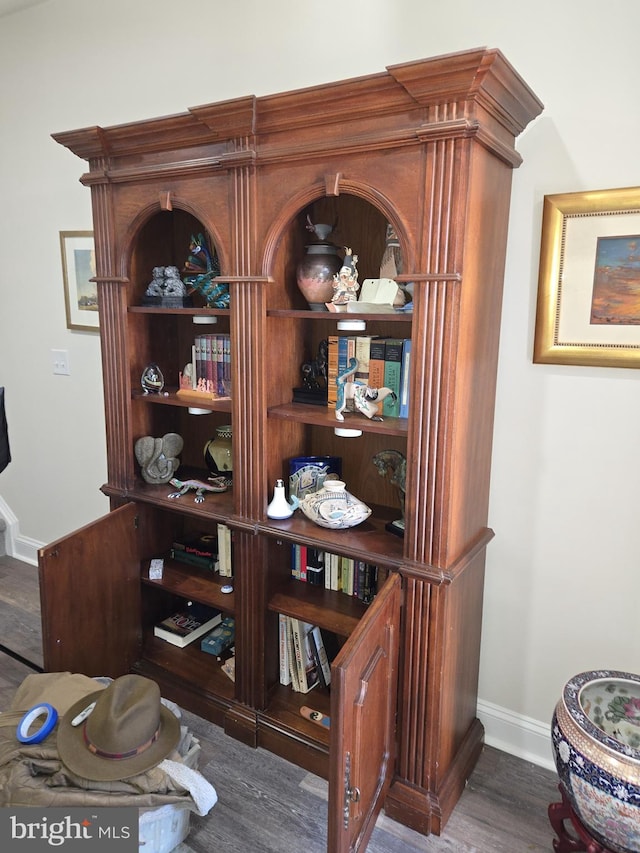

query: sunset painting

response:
[591,235,640,325]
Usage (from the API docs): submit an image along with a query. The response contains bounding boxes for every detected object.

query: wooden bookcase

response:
[39,48,542,851]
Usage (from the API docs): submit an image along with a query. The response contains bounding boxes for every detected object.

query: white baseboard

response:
[0,496,40,566]
[12,534,41,566]
[477,697,554,771]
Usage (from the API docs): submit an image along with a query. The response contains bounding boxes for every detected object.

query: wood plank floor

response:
[0,555,561,851]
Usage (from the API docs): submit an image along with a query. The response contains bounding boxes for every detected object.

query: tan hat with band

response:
[57,674,180,781]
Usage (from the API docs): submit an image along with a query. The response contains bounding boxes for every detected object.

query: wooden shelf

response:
[263,683,331,749]
[260,509,403,567]
[102,473,235,523]
[129,306,230,317]
[132,389,232,413]
[141,633,235,702]
[269,579,367,636]
[268,402,408,437]
[267,308,412,323]
[142,559,236,613]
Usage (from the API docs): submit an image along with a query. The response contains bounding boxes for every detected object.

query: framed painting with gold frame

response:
[533,186,640,368]
[60,230,98,331]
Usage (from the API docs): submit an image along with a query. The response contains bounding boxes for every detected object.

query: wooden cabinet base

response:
[224,705,259,749]
[385,718,485,836]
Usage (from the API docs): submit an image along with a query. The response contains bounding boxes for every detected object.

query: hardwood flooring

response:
[0,555,561,851]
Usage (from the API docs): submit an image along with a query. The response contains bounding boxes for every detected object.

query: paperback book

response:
[171,531,219,571]
[154,603,222,648]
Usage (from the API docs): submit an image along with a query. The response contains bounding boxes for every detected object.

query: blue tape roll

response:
[16,703,58,744]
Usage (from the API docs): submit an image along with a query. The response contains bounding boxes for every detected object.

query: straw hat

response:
[57,674,180,781]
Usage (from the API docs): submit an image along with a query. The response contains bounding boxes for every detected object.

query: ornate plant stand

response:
[549,784,614,853]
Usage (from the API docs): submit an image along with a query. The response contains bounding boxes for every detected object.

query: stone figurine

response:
[143,266,190,306]
[134,433,184,484]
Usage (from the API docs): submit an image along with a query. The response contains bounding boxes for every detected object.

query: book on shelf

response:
[354,334,375,384]
[327,335,357,408]
[399,337,411,419]
[296,544,307,581]
[289,617,320,694]
[279,613,292,686]
[285,615,300,691]
[217,522,233,577]
[222,334,231,396]
[327,334,339,406]
[308,625,331,688]
[368,336,388,390]
[383,338,404,417]
[306,548,324,587]
[170,550,218,571]
[329,552,342,592]
[200,616,235,656]
[171,531,219,571]
[154,603,222,648]
[340,555,354,596]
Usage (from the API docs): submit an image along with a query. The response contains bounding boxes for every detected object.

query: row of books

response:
[326,334,411,418]
[291,544,378,603]
[279,614,331,693]
[182,333,231,397]
[170,525,233,577]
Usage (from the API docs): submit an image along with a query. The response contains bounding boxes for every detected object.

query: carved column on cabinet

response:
[225,529,266,747]
[229,277,267,522]
[87,162,134,492]
[402,127,470,570]
[96,277,135,491]
[403,274,460,567]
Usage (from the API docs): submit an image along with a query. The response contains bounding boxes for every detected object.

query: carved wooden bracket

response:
[325,173,342,196]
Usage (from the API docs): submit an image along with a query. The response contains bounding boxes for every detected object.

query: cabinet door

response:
[38,503,140,678]
[328,571,401,853]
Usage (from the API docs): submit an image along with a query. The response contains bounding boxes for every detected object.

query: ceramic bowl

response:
[296,480,371,530]
[552,670,640,853]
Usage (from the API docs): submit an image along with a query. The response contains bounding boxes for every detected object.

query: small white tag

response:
[149,559,164,580]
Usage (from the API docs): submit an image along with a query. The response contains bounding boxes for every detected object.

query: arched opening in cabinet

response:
[264,191,411,524]
[124,206,225,309]
[267,190,410,312]
[123,206,233,481]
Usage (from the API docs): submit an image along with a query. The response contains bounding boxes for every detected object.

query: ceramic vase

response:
[296,479,371,529]
[267,479,295,519]
[296,223,342,311]
[204,425,233,479]
[551,669,640,853]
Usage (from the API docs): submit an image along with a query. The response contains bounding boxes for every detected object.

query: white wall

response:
[1,0,639,768]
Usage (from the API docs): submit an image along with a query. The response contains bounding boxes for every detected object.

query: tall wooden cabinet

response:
[40,48,541,850]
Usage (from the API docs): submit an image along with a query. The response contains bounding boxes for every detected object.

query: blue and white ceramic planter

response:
[295,480,371,530]
[552,670,640,853]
